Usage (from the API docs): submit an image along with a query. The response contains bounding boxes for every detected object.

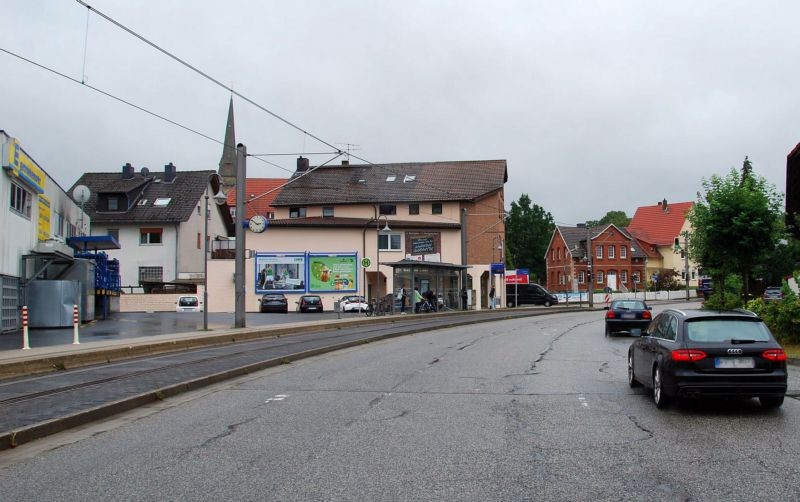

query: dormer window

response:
[108,196,119,211]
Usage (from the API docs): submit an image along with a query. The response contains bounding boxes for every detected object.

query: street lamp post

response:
[493,235,504,309]
[203,173,227,331]
[376,215,391,314]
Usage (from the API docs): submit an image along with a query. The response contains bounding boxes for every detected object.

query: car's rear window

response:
[304,296,321,303]
[263,294,284,300]
[686,319,772,342]
[611,301,646,310]
[178,297,198,306]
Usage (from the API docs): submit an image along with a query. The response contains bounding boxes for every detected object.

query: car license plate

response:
[714,357,754,369]
[621,313,635,319]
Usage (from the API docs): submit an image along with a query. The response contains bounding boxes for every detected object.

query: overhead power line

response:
[73,0,508,220]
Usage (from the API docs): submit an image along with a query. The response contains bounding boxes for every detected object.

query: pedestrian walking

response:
[413,287,423,313]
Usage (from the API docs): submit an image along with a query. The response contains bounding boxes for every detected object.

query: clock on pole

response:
[248,215,267,233]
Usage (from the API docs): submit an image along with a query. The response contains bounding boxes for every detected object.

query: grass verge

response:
[783,343,800,359]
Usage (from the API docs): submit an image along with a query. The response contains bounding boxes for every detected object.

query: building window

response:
[608,246,615,259]
[633,272,640,283]
[267,212,275,219]
[289,207,307,218]
[378,233,402,251]
[432,202,443,214]
[107,196,120,211]
[379,204,396,215]
[140,228,163,245]
[108,229,119,242]
[597,271,604,284]
[691,271,696,279]
[138,266,163,285]
[10,182,32,218]
[55,213,65,237]
[621,270,628,283]
[322,206,334,218]
[197,205,201,216]
[409,203,419,215]
[596,245,603,259]
[557,248,561,260]
[579,271,585,284]
[197,232,201,250]
[620,246,627,259]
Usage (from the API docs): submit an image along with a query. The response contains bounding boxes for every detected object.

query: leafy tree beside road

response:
[687,157,785,305]
[585,210,630,229]
[504,194,554,283]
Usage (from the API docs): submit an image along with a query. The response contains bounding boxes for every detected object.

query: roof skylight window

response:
[153,198,171,207]
[386,175,396,182]
[403,175,416,183]
[137,199,148,206]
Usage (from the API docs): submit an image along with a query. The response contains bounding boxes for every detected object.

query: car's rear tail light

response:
[762,349,787,362]
[642,310,651,320]
[672,349,707,362]
[606,310,616,319]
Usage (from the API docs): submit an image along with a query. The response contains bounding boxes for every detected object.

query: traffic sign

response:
[361,257,371,268]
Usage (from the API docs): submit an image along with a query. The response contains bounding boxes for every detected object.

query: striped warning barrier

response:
[22,305,30,350]
[72,304,80,345]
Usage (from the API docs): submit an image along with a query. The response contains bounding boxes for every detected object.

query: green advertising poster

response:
[308,254,357,292]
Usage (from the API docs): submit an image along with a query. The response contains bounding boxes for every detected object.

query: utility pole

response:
[587,225,593,308]
[234,143,246,328]
[683,232,690,301]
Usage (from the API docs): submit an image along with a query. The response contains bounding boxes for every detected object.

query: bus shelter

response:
[385,259,469,313]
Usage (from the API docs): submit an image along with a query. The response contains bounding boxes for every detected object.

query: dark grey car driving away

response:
[627,308,788,409]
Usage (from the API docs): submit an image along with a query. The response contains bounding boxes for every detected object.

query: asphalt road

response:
[1,302,798,501]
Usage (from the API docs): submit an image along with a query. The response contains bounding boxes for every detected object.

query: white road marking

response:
[265,394,289,403]
[578,395,589,408]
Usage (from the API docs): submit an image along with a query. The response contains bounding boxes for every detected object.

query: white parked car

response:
[176,295,203,312]
[339,295,368,312]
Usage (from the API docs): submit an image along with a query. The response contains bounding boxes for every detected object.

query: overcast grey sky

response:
[3,1,799,225]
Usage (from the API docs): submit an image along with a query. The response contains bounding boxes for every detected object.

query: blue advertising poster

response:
[255,253,307,293]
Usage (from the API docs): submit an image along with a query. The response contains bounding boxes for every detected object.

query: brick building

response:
[545,224,647,293]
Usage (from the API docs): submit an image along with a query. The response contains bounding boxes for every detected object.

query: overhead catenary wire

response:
[73,0,508,221]
[75,0,344,156]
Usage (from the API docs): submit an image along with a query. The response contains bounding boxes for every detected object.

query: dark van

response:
[506,283,558,308]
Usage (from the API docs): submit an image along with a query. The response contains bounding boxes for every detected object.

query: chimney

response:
[122,162,135,179]
[662,198,668,212]
[296,156,310,172]
[164,162,177,182]
[342,159,349,166]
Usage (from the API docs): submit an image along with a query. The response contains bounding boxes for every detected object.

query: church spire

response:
[218,97,237,187]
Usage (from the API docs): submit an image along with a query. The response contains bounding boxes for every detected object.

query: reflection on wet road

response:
[0,311,359,351]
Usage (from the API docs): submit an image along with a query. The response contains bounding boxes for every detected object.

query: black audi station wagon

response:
[627,309,788,409]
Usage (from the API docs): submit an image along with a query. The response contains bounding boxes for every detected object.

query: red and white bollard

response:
[22,305,30,350]
[72,304,80,345]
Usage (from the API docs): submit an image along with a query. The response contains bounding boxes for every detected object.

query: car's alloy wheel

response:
[628,353,640,387]
[544,300,552,307]
[759,396,784,409]
[653,365,669,409]
[507,300,515,308]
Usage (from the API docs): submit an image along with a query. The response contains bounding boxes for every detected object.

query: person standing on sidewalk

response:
[460,287,468,310]
[413,287,423,313]
[489,286,496,309]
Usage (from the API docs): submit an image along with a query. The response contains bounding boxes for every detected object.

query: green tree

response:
[504,194,554,282]
[586,210,631,229]
[687,157,785,302]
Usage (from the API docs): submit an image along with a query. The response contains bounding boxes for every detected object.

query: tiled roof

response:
[272,160,507,206]
[555,224,646,259]
[69,169,222,224]
[227,178,287,219]
[266,217,460,229]
[627,201,693,246]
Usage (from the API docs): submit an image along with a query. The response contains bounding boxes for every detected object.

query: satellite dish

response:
[73,185,91,203]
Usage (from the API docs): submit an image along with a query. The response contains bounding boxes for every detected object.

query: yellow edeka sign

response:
[5,138,45,194]
[38,195,51,241]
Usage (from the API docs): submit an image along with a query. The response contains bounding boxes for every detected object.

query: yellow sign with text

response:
[38,195,51,241]
[6,138,45,194]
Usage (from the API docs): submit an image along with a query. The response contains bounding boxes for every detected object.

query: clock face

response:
[249,215,267,233]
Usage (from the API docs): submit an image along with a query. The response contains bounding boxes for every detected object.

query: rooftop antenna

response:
[336,143,361,162]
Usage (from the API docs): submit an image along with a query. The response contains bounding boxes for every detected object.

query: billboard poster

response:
[308,253,358,292]
[255,254,306,293]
